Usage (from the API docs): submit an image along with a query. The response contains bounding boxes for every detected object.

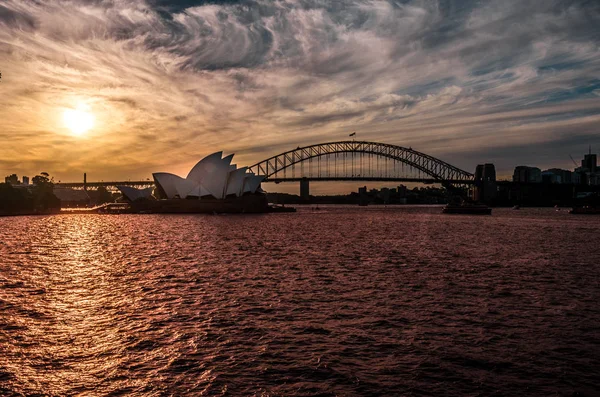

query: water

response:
[1,206,599,396]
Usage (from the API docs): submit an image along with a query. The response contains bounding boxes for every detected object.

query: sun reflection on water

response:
[0,216,165,394]
[2,210,600,396]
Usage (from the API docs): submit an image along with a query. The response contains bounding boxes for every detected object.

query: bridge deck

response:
[266,177,474,184]
[56,176,475,189]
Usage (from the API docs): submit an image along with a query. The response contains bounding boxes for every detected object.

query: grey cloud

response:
[108,97,139,108]
[1,0,599,181]
[0,4,36,29]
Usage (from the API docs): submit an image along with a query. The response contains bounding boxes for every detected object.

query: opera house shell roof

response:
[118,152,265,202]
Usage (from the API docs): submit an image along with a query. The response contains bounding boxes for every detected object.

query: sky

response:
[1,0,599,193]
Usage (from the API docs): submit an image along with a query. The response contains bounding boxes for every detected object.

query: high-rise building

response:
[542,168,573,184]
[575,149,598,185]
[474,163,497,202]
[358,186,368,206]
[4,174,19,185]
[541,171,561,183]
[397,185,408,198]
[380,188,390,204]
[581,153,597,173]
[475,163,496,182]
[513,166,542,183]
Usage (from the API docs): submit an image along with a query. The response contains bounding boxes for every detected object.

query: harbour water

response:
[1,206,599,396]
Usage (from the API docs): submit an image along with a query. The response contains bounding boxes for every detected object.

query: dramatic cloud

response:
[1,0,599,185]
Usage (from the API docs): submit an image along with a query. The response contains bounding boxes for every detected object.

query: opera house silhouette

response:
[117,152,269,213]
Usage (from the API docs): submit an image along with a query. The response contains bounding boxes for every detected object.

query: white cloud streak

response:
[0,0,599,181]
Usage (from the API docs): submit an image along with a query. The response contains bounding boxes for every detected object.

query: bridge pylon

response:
[300,178,310,201]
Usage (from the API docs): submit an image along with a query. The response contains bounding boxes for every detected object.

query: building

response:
[475,163,496,182]
[53,188,90,207]
[4,174,30,186]
[541,171,561,184]
[581,153,597,173]
[358,186,368,206]
[300,178,310,201]
[473,163,497,203]
[513,166,542,183]
[117,151,268,213]
[4,174,19,184]
[542,168,573,184]
[379,188,391,204]
[397,185,408,198]
[146,152,264,200]
[574,149,599,185]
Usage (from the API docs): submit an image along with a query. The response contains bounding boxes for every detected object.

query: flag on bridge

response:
[349,132,356,137]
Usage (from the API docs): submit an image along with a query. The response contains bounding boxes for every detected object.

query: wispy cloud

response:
[0,0,599,181]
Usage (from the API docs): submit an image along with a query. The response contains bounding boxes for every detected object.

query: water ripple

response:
[1,207,599,396]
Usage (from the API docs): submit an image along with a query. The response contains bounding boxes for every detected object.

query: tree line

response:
[0,173,61,215]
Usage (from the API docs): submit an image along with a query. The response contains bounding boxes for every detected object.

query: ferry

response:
[268,204,297,213]
[569,206,600,215]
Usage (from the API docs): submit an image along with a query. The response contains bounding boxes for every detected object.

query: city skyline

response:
[1,0,599,190]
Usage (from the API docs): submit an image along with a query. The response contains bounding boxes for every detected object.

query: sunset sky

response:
[1,0,599,191]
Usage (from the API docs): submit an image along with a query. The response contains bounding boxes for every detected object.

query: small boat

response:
[443,202,492,215]
[268,204,296,213]
[569,206,600,215]
[512,205,520,210]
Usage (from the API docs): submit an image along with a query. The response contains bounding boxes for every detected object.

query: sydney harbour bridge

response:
[56,141,475,194]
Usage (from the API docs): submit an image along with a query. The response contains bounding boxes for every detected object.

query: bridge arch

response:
[249,141,473,184]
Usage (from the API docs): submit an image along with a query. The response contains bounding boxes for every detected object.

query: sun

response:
[63,105,95,136]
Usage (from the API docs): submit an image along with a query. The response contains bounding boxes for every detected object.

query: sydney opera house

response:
[117,152,270,213]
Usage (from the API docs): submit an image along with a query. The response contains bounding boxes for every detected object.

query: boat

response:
[442,202,492,215]
[268,204,296,213]
[512,205,520,210]
[569,206,600,215]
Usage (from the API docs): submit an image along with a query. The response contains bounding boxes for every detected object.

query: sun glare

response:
[63,105,95,136]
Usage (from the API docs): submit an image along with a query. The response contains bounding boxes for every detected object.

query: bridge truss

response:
[249,141,474,185]
[56,141,474,190]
